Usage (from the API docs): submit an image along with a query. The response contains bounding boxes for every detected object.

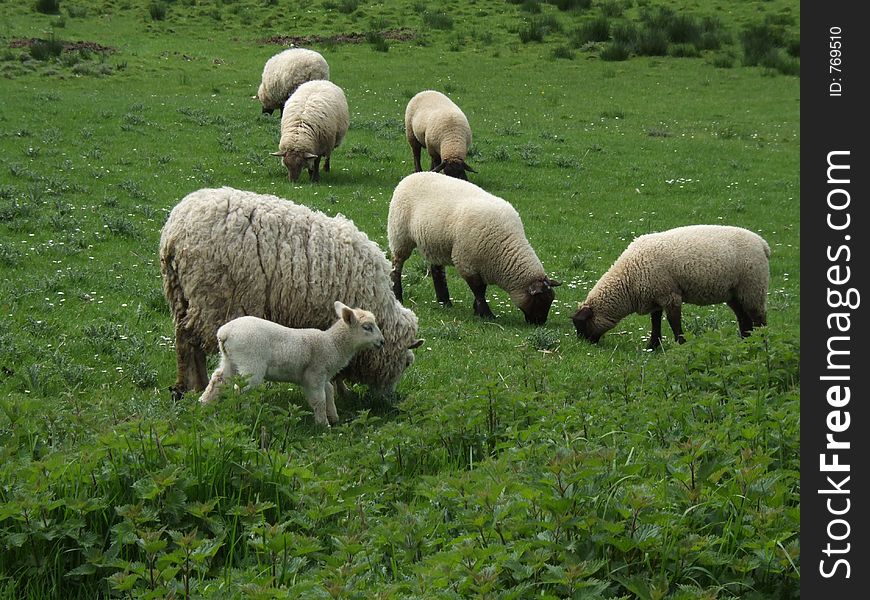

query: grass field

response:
[0,0,800,598]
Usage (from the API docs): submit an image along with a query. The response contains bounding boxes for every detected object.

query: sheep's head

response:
[571,304,615,343]
[335,301,385,351]
[271,150,318,183]
[434,159,476,181]
[516,277,561,325]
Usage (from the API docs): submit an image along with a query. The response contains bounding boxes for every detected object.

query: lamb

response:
[159,187,423,400]
[404,90,476,180]
[270,80,349,183]
[199,302,385,426]
[571,224,770,349]
[256,48,330,115]
[388,172,561,324]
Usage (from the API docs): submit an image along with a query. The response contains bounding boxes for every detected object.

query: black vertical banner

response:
[802,2,868,597]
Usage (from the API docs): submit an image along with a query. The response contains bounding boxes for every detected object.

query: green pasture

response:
[1,0,799,598]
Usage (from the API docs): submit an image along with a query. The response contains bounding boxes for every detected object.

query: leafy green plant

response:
[366,30,390,52]
[422,10,453,30]
[148,1,167,21]
[34,0,60,15]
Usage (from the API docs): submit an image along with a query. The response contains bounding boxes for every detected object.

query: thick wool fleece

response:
[583,224,770,327]
[257,48,329,113]
[279,80,349,156]
[160,187,418,394]
[405,90,472,164]
[388,172,547,302]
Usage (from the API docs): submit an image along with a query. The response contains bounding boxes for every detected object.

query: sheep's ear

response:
[408,339,424,349]
[573,306,593,322]
[334,300,349,317]
[270,151,285,157]
[528,280,551,295]
[545,277,561,288]
[433,161,446,173]
[336,302,357,325]
[462,161,477,173]
[304,152,318,160]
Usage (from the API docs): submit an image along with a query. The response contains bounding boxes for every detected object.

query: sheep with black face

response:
[271,80,349,183]
[404,90,476,180]
[572,224,770,349]
[388,172,560,324]
[256,48,329,116]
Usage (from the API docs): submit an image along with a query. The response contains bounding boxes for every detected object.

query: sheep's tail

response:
[159,246,187,329]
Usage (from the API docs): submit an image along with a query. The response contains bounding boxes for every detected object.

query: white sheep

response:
[388,172,561,324]
[160,187,423,400]
[404,90,476,180]
[571,224,770,349]
[256,48,330,115]
[199,302,384,426]
[270,80,349,183]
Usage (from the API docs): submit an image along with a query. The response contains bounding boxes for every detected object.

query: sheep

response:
[199,302,385,426]
[270,80,349,183]
[256,48,330,115]
[571,224,770,349]
[404,90,476,180]
[388,172,561,324]
[159,186,423,400]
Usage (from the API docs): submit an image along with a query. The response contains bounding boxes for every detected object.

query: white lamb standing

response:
[271,80,349,183]
[256,48,330,115]
[388,172,561,324]
[200,302,384,426]
[405,90,476,180]
[572,224,770,349]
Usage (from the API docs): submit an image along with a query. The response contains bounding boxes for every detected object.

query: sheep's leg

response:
[410,138,424,172]
[431,265,452,306]
[464,274,495,319]
[309,157,322,183]
[647,309,663,350]
[324,153,331,173]
[173,328,209,397]
[200,367,224,404]
[239,369,266,392]
[664,304,686,344]
[390,253,408,302]
[324,382,339,425]
[303,379,330,427]
[727,299,755,337]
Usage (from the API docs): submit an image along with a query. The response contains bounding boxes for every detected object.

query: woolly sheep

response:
[405,90,476,180]
[388,172,561,324]
[571,224,770,349]
[199,302,385,426]
[160,187,423,400]
[256,48,330,115]
[270,80,349,183]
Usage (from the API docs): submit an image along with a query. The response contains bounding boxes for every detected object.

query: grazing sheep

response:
[200,302,385,426]
[160,187,422,400]
[405,90,476,180]
[256,48,330,115]
[388,172,560,324]
[571,224,770,349]
[270,80,349,183]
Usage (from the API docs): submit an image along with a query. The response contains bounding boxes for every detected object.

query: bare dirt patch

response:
[260,29,416,46]
[9,38,117,54]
